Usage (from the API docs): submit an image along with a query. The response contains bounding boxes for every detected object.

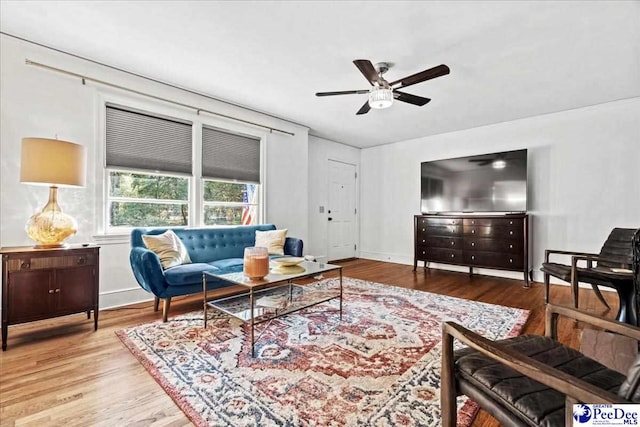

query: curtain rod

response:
[25,59,295,136]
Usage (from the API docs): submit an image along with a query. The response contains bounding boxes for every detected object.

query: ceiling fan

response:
[315,59,450,115]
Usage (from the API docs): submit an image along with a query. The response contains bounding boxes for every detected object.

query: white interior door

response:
[327,160,357,261]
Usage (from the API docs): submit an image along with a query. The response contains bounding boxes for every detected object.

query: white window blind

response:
[106,104,192,174]
[202,126,260,183]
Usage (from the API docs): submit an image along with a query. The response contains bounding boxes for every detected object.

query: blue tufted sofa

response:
[130,224,303,321]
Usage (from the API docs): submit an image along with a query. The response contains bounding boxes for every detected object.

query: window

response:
[103,103,263,232]
[105,104,193,230]
[201,126,261,226]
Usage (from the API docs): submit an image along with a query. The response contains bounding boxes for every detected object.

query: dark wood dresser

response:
[414,214,531,286]
[1,245,100,350]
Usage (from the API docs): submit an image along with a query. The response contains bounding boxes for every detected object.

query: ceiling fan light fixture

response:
[492,159,507,169]
[368,86,394,109]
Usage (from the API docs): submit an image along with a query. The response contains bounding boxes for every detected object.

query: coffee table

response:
[202,261,342,357]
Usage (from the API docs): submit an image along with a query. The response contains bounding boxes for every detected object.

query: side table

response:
[1,245,100,350]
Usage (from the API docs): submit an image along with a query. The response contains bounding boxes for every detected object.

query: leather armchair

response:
[441,304,640,427]
[540,228,639,324]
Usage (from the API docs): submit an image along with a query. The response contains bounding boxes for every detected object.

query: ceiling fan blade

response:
[390,64,450,89]
[353,59,378,85]
[469,159,493,166]
[394,90,431,106]
[356,101,371,115]
[316,90,369,97]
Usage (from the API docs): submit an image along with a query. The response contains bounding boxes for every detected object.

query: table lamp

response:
[20,137,86,248]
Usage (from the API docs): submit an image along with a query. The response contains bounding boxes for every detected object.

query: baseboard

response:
[358,252,615,292]
[99,287,154,310]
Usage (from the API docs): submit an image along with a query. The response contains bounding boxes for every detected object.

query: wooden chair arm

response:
[545,303,640,341]
[441,321,628,404]
[544,249,599,263]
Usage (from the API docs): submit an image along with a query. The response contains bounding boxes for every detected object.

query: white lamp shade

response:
[20,137,86,187]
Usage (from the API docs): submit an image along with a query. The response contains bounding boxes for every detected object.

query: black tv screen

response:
[421,149,527,213]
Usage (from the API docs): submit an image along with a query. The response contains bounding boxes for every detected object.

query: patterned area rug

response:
[117,277,529,426]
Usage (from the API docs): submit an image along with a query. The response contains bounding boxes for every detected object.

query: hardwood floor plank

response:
[0,259,620,427]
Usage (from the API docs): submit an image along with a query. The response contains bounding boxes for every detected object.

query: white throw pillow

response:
[255,229,288,255]
[142,230,192,269]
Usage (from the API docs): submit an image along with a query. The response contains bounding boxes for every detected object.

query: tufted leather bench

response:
[129,224,303,321]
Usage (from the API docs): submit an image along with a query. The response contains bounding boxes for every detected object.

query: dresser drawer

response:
[5,253,97,272]
[464,252,524,269]
[463,225,523,240]
[422,236,463,249]
[423,247,463,263]
[463,217,523,227]
[423,225,462,237]
[464,238,521,253]
[418,217,461,227]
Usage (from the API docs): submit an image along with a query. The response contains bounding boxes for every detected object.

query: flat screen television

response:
[421,149,527,213]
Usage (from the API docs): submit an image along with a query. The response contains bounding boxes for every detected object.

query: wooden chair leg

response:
[590,284,611,309]
[162,297,171,322]
[544,273,550,303]
[572,280,579,309]
[154,296,160,312]
[440,327,457,427]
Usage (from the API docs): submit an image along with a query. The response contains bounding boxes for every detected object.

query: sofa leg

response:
[154,297,160,312]
[162,297,171,322]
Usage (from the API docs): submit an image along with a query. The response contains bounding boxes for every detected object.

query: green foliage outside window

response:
[109,171,189,227]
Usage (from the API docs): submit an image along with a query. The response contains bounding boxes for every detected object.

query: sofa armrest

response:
[284,237,303,257]
[129,247,169,297]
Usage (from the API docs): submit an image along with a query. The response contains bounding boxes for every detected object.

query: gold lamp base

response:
[26,186,77,248]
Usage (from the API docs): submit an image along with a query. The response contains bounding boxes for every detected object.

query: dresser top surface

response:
[0,245,100,255]
[416,213,528,219]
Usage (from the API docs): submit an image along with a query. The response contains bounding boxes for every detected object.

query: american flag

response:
[241,184,255,225]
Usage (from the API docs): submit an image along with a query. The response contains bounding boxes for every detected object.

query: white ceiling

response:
[1,1,639,148]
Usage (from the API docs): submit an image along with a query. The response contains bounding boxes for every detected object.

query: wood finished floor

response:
[0,259,620,427]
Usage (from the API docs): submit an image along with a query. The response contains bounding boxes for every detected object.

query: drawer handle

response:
[471,229,475,234]
[471,220,475,224]
[451,241,455,246]
[471,242,475,247]
[510,231,513,235]
[451,254,455,258]
[55,288,61,293]
[48,289,54,294]
[422,228,425,232]
[451,220,457,225]
[509,220,513,225]
[509,244,513,249]
[471,255,475,260]
[422,251,426,255]
[78,257,86,265]
[509,259,513,263]
[21,261,31,269]
[422,239,426,243]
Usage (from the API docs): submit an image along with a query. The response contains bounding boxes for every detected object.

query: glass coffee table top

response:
[204,261,341,288]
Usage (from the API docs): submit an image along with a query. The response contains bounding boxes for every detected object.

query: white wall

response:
[0,35,309,308]
[360,98,640,281]
[307,135,361,260]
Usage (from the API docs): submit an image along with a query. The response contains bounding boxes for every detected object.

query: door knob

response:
[328,217,333,221]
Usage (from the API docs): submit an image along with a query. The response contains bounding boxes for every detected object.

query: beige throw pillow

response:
[255,229,287,255]
[142,230,192,269]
